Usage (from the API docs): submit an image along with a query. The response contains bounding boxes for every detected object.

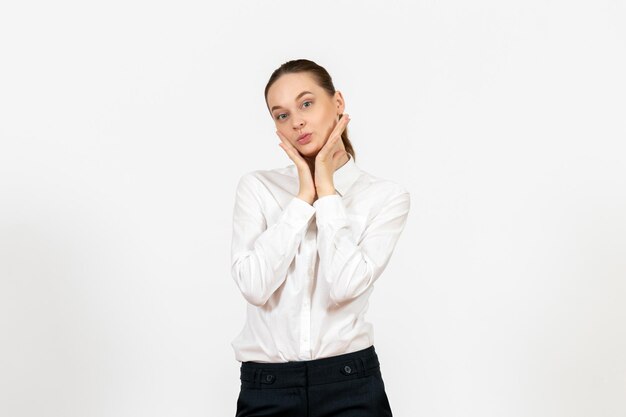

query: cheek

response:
[281,129,296,145]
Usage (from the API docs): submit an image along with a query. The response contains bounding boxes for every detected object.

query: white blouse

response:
[230,154,411,363]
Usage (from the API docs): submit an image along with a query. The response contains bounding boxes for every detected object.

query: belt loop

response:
[358,357,365,374]
[253,368,259,388]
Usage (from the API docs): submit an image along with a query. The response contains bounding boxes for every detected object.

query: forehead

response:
[266,72,323,107]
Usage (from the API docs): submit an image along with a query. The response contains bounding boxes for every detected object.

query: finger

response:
[325,114,351,149]
[276,130,293,144]
[331,149,348,161]
[276,130,289,144]
[319,122,349,160]
[279,142,297,158]
[276,131,298,153]
[278,142,293,159]
[329,113,350,141]
[277,130,301,150]
[277,136,295,155]
[277,133,308,165]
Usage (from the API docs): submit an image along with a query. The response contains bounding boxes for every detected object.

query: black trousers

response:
[235,345,393,417]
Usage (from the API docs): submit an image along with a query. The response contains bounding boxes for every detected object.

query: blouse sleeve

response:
[230,173,316,306]
[313,190,411,305]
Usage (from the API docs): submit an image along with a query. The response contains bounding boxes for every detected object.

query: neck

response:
[304,157,315,175]
[304,153,350,175]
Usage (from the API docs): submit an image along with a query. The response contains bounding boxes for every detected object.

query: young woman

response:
[230,58,410,416]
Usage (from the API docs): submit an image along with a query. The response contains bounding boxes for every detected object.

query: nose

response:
[292,118,305,130]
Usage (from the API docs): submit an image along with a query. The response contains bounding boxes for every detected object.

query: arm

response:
[230,173,315,306]
[313,190,411,305]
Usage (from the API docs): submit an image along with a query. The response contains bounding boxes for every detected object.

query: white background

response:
[1,1,625,416]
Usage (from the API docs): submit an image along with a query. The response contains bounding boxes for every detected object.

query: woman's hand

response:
[277,130,317,205]
[314,113,351,196]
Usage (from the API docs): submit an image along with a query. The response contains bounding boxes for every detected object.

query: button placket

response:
[299,238,315,357]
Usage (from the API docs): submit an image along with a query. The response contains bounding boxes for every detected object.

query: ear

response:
[333,91,346,115]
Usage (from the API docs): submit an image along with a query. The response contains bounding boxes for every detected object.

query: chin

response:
[299,148,320,157]
[297,143,318,154]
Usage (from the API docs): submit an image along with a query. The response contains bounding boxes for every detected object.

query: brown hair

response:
[264,59,356,162]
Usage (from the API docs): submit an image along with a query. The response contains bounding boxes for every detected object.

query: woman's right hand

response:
[276,130,317,205]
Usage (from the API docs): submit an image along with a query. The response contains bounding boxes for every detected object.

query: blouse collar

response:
[333,154,361,197]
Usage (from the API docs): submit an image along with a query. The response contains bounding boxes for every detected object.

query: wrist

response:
[316,188,336,197]
[297,193,314,205]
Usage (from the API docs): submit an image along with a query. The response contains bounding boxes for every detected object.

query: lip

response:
[297,133,312,144]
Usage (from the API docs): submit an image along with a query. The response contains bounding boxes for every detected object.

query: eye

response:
[275,100,313,121]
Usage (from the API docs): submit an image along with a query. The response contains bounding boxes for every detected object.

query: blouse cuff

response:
[280,196,316,228]
[313,194,348,225]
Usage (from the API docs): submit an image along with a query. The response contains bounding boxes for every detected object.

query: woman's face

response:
[266,72,345,158]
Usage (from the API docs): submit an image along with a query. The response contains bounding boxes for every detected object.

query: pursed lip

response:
[297,132,311,140]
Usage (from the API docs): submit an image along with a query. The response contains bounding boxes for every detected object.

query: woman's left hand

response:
[314,114,351,196]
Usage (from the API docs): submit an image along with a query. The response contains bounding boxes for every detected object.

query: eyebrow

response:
[270,91,314,112]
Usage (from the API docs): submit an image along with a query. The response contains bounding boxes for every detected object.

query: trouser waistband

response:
[239,345,380,388]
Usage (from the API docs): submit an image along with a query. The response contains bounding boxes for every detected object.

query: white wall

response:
[1,1,624,416]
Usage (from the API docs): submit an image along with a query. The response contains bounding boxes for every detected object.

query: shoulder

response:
[236,164,295,192]
[359,169,410,202]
